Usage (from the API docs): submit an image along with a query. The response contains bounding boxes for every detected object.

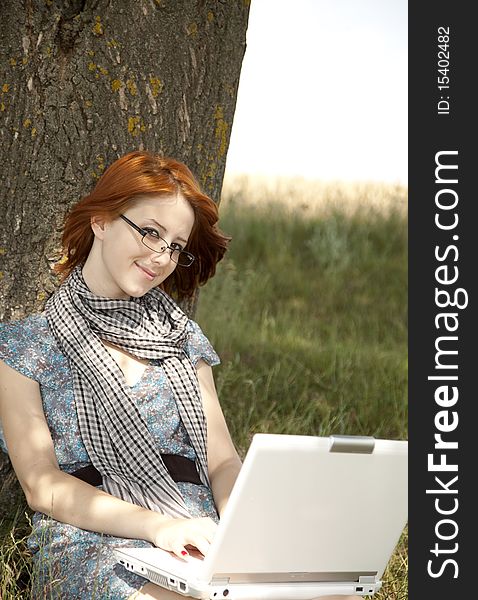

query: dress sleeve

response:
[0,314,69,454]
[0,314,46,383]
[0,313,69,389]
[0,315,42,453]
[184,320,220,368]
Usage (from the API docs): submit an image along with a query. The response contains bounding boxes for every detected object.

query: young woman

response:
[0,151,358,600]
[0,151,242,598]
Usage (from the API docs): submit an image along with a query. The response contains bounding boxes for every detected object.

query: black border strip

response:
[409,2,474,597]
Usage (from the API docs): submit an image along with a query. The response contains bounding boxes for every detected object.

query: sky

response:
[224,0,408,185]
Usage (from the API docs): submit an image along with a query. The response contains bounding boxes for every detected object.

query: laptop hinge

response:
[211,577,230,585]
[359,575,377,583]
[329,435,375,454]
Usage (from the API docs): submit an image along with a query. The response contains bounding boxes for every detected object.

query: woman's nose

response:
[151,249,173,266]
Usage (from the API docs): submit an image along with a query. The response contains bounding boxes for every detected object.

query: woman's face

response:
[85,194,195,299]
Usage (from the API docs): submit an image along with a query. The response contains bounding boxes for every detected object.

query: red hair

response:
[56,151,230,299]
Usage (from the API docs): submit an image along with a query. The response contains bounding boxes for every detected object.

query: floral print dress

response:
[0,313,220,599]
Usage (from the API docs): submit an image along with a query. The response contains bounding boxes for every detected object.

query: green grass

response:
[1,503,32,598]
[197,198,407,451]
[1,180,408,598]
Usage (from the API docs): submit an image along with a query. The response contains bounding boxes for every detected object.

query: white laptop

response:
[114,433,408,599]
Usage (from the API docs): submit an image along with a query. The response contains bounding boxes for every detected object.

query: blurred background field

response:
[199,175,407,452]
[1,175,408,599]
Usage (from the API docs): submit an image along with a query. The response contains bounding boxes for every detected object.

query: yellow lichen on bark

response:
[88,60,109,79]
[96,155,105,173]
[111,79,123,92]
[93,16,104,36]
[149,76,163,97]
[214,105,228,158]
[187,23,198,37]
[128,116,145,136]
[200,152,219,192]
[199,107,230,192]
[22,118,37,138]
[126,80,138,96]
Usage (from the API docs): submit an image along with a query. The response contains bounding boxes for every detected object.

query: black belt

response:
[71,454,202,487]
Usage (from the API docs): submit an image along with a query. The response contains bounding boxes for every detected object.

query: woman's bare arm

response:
[196,359,242,517]
[0,359,216,557]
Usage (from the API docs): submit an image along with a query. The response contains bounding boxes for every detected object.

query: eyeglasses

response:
[119,214,195,267]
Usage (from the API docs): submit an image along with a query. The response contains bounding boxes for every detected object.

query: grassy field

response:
[0,176,408,598]
[198,176,407,451]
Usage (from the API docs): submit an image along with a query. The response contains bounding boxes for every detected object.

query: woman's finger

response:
[170,541,190,561]
[190,535,212,557]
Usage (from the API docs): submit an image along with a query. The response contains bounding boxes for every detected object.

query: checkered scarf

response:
[45,266,209,518]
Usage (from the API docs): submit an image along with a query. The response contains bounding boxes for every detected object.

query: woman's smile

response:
[134,261,160,281]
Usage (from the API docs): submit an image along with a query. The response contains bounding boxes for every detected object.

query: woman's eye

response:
[144,228,160,239]
[170,242,183,252]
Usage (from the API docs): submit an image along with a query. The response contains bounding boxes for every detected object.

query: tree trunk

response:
[0,0,249,521]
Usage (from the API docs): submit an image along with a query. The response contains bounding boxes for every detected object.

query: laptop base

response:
[115,549,382,599]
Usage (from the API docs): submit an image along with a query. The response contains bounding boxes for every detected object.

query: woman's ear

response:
[90,215,108,239]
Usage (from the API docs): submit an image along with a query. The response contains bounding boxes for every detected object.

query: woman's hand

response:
[151,516,218,559]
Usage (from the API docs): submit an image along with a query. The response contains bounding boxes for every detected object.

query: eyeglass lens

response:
[142,232,193,266]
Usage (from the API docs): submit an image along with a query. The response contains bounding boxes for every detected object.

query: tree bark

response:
[0,0,249,521]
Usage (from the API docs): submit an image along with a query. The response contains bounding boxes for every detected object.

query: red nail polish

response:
[181,550,188,556]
